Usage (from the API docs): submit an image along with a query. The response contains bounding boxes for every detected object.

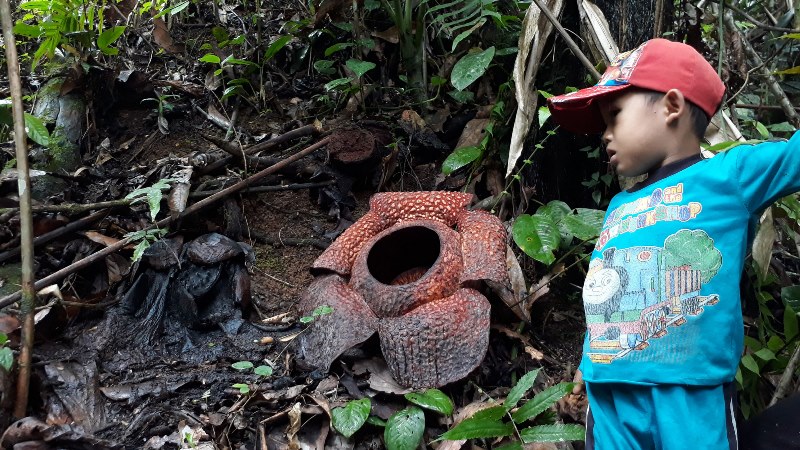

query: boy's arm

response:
[734,131,800,213]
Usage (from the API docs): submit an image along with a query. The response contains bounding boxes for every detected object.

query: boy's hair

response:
[546,39,725,135]
[642,90,711,139]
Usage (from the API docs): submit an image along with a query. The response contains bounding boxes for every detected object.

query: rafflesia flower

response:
[297,191,509,388]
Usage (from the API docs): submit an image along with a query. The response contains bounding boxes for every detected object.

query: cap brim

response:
[547,84,632,134]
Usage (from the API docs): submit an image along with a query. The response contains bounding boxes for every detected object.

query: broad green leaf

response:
[405,389,454,415]
[325,42,354,56]
[741,354,760,375]
[23,113,50,146]
[753,348,775,361]
[442,145,482,175]
[231,361,254,371]
[451,46,495,91]
[265,35,292,60]
[561,211,603,241]
[504,368,540,412]
[199,53,221,64]
[785,306,798,342]
[299,316,314,324]
[767,122,797,133]
[97,25,126,49]
[0,347,12,372]
[512,214,561,265]
[13,22,42,38]
[146,186,163,220]
[519,424,585,443]
[385,406,425,450]
[755,121,769,139]
[346,59,376,79]
[774,65,800,76]
[537,201,570,223]
[313,305,333,316]
[538,90,554,99]
[254,365,273,377]
[0,333,7,346]
[782,285,800,311]
[332,398,371,438]
[313,60,336,75]
[780,33,800,39]
[212,26,229,43]
[538,106,551,128]
[222,56,257,67]
[448,90,474,103]
[325,78,353,91]
[438,407,514,441]
[511,382,573,423]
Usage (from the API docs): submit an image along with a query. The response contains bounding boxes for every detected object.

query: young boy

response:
[546,38,800,449]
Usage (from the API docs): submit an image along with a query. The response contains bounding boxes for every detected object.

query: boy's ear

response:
[663,89,686,126]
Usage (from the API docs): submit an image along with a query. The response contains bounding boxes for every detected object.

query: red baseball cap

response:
[547,39,725,134]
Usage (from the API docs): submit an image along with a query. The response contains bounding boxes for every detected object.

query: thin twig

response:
[724,11,800,128]
[1,0,35,419]
[770,344,800,406]
[250,230,329,250]
[189,180,335,198]
[0,209,109,264]
[0,137,331,310]
[709,0,800,33]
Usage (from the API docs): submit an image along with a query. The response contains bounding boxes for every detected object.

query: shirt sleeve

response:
[734,131,800,214]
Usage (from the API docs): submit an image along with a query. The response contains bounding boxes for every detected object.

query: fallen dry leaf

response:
[352,358,411,395]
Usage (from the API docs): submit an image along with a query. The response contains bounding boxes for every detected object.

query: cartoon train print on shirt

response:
[584,229,723,364]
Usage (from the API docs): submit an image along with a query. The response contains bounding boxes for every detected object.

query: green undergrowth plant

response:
[124,178,174,261]
[230,361,274,394]
[13,0,127,69]
[329,370,583,448]
[0,99,50,147]
[0,332,13,373]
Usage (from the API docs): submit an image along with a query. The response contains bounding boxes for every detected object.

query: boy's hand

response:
[572,368,585,394]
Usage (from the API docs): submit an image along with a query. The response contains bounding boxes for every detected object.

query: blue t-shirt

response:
[581,131,800,385]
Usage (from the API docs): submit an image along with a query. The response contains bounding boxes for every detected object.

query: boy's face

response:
[597,91,670,177]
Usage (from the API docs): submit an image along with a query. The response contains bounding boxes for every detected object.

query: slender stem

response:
[1,0,36,419]
[529,0,602,80]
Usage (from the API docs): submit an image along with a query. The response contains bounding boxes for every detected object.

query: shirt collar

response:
[627,153,705,193]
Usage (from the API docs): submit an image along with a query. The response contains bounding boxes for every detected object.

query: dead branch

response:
[0,136,332,310]
[770,343,800,406]
[529,0,602,80]
[710,0,800,33]
[724,10,800,128]
[0,209,109,264]
[0,199,131,217]
[189,180,335,198]
[1,0,36,419]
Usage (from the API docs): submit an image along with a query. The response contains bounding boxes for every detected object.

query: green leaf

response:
[367,416,387,427]
[504,369,540,412]
[325,77,353,91]
[325,42,354,56]
[254,365,273,377]
[512,214,561,265]
[780,33,800,40]
[438,407,514,441]
[97,25,126,49]
[404,389,454,415]
[451,46,495,91]
[199,53,221,64]
[537,201,571,223]
[755,121,770,139]
[741,354,760,375]
[231,361,254,371]
[774,65,800,76]
[0,333,7,346]
[265,35,292,61]
[170,0,190,15]
[332,398,371,438]
[313,305,333,317]
[131,239,150,262]
[313,59,336,75]
[0,347,12,372]
[232,383,250,394]
[222,56,257,67]
[785,306,798,342]
[23,113,50,146]
[495,442,523,450]
[385,406,425,450]
[561,210,604,241]
[299,316,314,324]
[782,285,800,311]
[538,106,551,127]
[511,382,573,423]
[442,145,482,175]
[346,59,376,79]
[519,424,585,443]
[753,348,776,361]
[538,90,554,99]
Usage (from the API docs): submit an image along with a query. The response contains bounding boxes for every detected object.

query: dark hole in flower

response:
[367,225,440,285]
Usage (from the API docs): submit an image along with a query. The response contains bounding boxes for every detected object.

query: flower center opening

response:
[367,225,441,285]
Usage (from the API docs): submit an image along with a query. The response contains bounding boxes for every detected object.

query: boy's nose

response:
[601,128,612,145]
